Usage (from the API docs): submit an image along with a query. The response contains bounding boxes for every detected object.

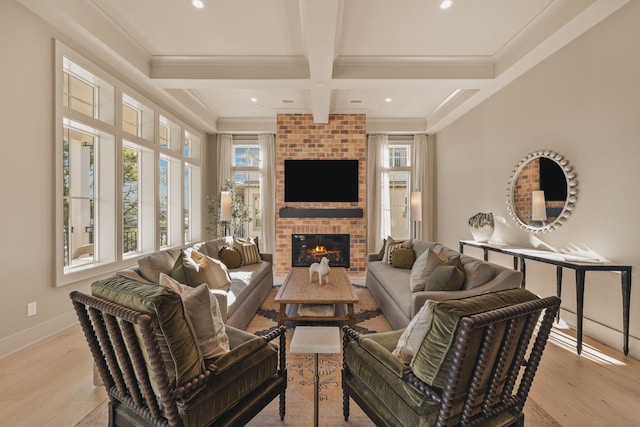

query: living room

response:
[2,0,640,425]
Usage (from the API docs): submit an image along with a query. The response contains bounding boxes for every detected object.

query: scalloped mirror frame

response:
[506,150,578,234]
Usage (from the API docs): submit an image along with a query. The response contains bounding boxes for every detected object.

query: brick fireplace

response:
[275,113,366,275]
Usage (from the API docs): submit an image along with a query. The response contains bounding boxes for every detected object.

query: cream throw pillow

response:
[382,236,412,265]
[159,273,230,359]
[409,248,448,292]
[392,300,437,364]
[173,250,232,291]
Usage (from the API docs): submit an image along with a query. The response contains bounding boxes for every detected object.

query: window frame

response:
[55,41,202,287]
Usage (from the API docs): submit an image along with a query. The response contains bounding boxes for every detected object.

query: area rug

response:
[76,284,387,427]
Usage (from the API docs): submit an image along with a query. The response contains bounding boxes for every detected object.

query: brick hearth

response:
[275,113,366,275]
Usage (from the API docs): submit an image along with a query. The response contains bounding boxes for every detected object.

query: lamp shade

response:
[531,190,547,221]
[410,191,422,222]
[220,191,232,221]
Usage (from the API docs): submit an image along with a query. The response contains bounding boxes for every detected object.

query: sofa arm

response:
[210,289,228,323]
[368,253,382,262]
[409,270,524,317]
[260,252,273,263]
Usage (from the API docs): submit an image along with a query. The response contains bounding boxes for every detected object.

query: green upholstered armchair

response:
[342,288,560,427]
[70,275,286,427]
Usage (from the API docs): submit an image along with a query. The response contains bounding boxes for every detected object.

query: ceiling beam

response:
[298,0,343,123]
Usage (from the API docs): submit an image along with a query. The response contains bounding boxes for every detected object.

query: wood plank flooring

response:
[1,305,638,426]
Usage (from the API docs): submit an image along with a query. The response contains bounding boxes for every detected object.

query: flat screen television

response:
[284,159,359,202]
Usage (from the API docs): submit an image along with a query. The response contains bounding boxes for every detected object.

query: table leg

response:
[622,270,631,356]
[483,248,489,261]
[575,269,586,355]
[314,353,319,427]
[520,257,526,288]
[347,304,355,328]
[556,266,563,322]
[278,304,286,326]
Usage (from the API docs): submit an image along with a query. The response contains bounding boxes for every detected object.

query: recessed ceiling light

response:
[192,0,204,9]
[250,97,258,103]
[440,0,453,10]
[384,97,392,103]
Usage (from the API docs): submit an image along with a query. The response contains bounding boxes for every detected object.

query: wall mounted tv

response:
[284,159,359,202]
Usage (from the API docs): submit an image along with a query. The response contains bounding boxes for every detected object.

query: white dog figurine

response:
[309,257,331,284]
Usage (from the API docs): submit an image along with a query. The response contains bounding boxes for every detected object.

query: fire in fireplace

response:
[291,234,350,268]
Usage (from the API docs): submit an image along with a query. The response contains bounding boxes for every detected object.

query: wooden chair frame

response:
[70,290,287,427]
[343,295,560,427]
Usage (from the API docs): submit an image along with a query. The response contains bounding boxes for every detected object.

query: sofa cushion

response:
[172,249,232,291]
[367,261,413,319]
[160,273,230,359]
[219,246,242,269]
[410,288,539,388]
[91,275,205,392]
[391,247,415,269]
[462,259,494,289]
[226,261,272,319]
[409,248,448,292]
[233,238,261,266]
[424,256,466,292]
[392,300,437,364]
[382,236,412,265]
[137,249,181,283]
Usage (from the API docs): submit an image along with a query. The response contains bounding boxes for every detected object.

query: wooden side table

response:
[289,326,341,427]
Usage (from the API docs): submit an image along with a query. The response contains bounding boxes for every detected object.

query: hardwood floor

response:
[1,312,638,426]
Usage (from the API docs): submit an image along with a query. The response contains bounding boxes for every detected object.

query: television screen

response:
[284,159,359,202]
[539,157,567,201]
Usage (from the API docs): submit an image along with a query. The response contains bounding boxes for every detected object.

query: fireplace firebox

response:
[291,234,350,268]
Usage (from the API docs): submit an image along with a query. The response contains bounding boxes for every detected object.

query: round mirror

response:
[506,150,578,233]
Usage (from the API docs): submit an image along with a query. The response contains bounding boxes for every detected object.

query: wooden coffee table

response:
[274,267,359,328]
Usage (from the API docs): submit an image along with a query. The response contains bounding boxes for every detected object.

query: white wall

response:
[435,1,640,358]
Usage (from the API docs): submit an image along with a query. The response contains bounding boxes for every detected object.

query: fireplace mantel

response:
[279,207,363,218]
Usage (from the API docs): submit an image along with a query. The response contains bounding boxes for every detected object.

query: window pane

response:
[388,171,410,238]
[184,165,191,242]
[233,146,260,167]
[388,145,410,167]
[63,127,96,267]
[159,157,169,247]
[159,121,169,149]
[123,146,140,254]
[64,72,95,117]
[183,131,191,157]
[122,103,140,136]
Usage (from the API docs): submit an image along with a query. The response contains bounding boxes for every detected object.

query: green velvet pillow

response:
[219,246,242,269]
[391,247,415,269]
[424,256,466,291]
[91,275,205,393]
[410,288,539,388]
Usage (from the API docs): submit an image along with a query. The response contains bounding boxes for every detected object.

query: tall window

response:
[56,42,202,286]
[383,141,412,239]
[233,142,261,238]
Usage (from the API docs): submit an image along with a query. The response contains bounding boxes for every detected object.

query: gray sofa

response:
[366,240,523,329]
[117,236,273,330]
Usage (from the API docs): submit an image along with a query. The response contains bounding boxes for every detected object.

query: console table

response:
[459,240,632,356]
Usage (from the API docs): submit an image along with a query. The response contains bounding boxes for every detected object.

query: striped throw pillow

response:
[233,238,261,266]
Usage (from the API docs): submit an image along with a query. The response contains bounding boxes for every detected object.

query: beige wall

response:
[0,1,208,358]
[435,1,640,357]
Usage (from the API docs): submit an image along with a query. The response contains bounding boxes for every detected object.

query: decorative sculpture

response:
[309,257,331,284]
[468,212,495,242]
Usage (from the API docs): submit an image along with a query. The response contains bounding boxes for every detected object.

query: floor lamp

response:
[410,191,422,239]
[220,191,232,236]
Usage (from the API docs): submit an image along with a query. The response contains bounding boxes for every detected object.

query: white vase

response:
[469,224,494,242]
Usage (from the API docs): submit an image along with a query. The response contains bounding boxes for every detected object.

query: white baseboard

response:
[0,311,78,360]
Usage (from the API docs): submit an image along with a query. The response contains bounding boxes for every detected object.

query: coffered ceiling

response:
[17,0,629,133]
